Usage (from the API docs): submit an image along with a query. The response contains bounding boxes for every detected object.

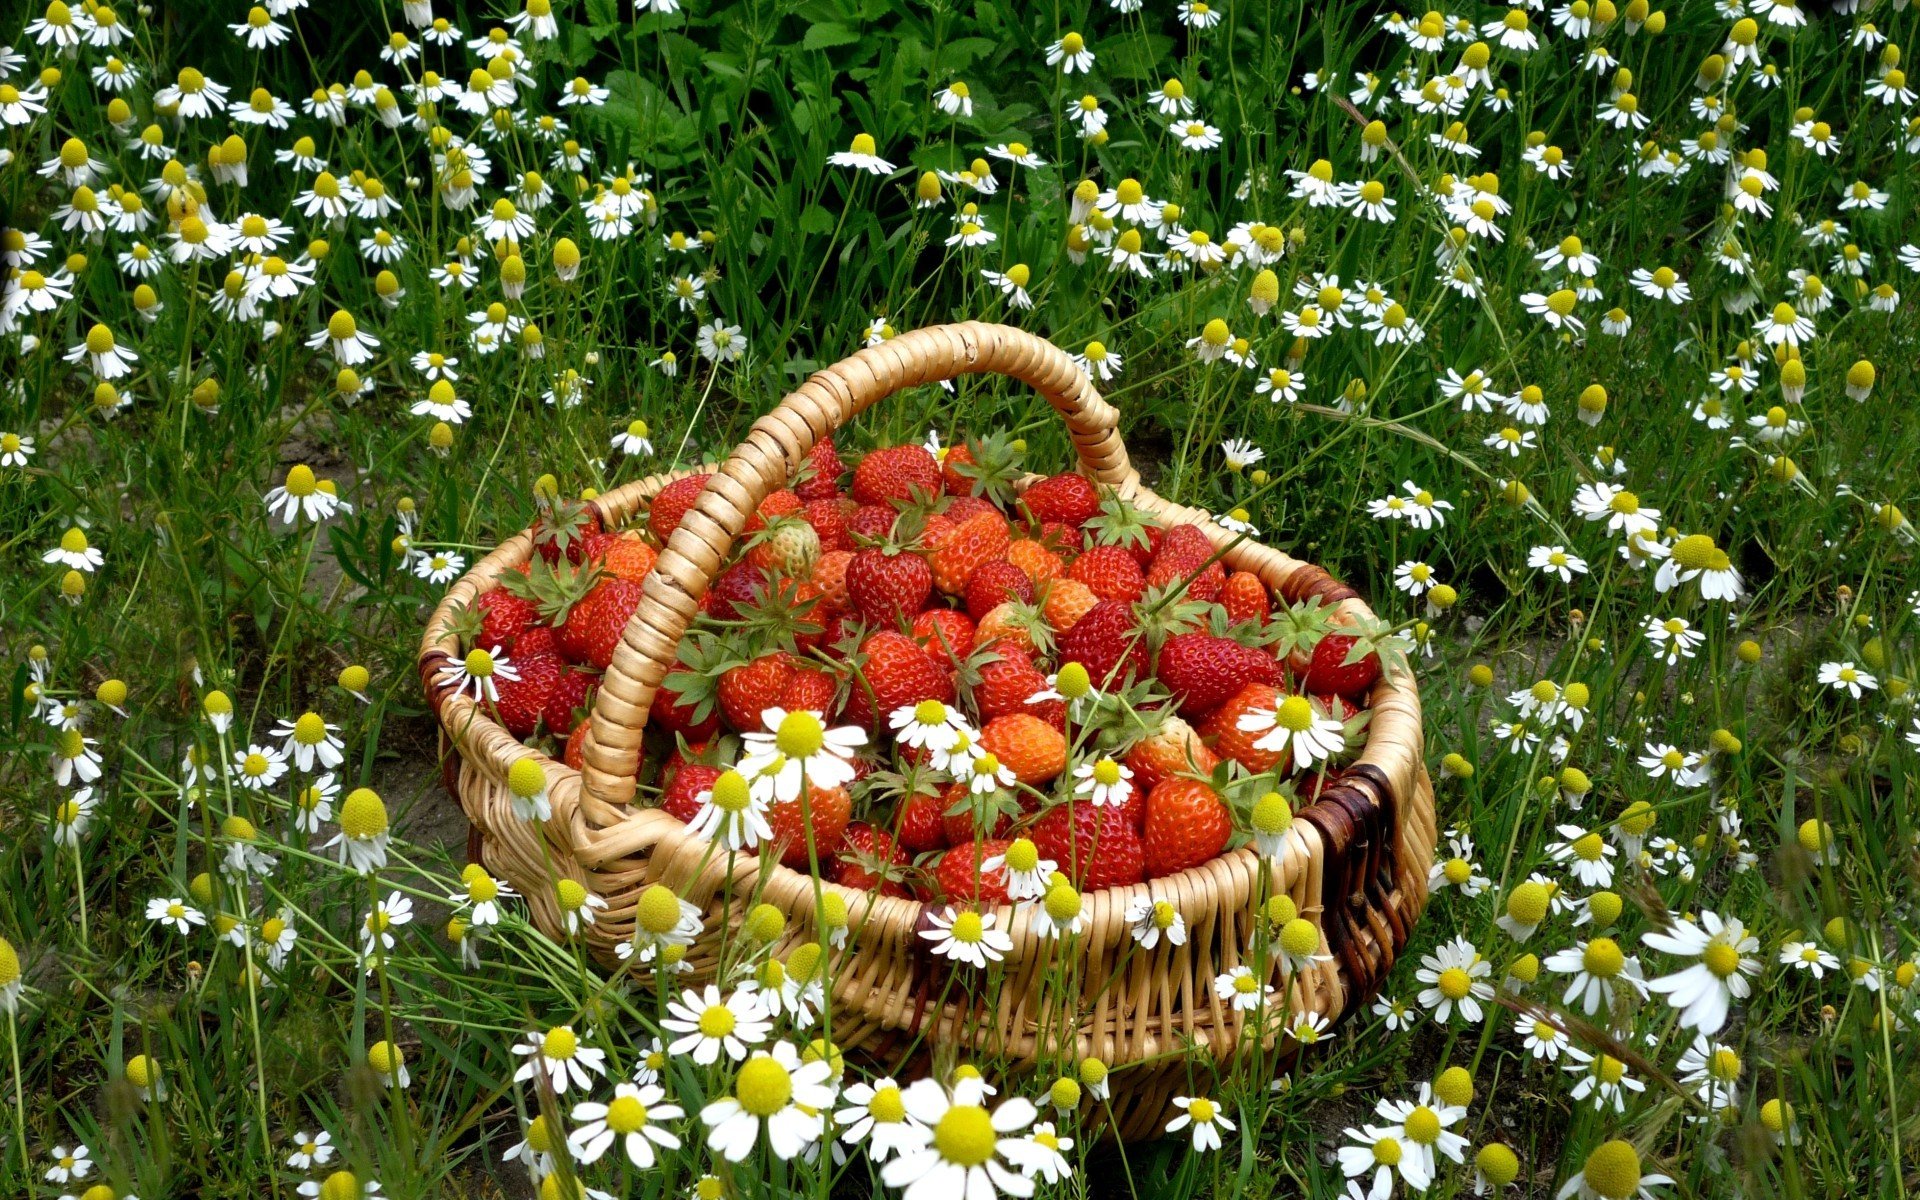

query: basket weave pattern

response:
[419,322,1436,1138]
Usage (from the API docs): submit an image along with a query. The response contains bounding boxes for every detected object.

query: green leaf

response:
[798,204,836,235]
[801,21,861,51]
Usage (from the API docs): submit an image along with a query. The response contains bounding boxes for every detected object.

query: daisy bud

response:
[1476,1143,1520,1187]
[1435,1065,1474,1107]
[744,902,785,942]
[1468,664,1494,687]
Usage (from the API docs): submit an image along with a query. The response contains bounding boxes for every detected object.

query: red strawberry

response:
[843,630,955,731]
[1028,803,1146,892]
[1039,521,1086,559]
[940,781,1013,847]
[1124,715,1221,801]
[659,763,723,823]
[532,500,602,565]
[912,609,977,668]
[1022,473,1102,526]
[1057,599,1147,689]
[943,496,1000,525]
[893,791,949,854]
[492,652,563,737]
[1221,571,1270,625]
[931,839,1012,905]
[941,442,977,496]
[542,666,598,735]
[719,653,797,733]
[796,437,845,502]
[845,547,933,626]
[1143,778,1233,878]
[1157,632,1284,718]
[833,823,910,896]
[646,473,711,543]
[1067,545,1147,602]
[802,498,854,553]
[846,504,897,543]
[852,445,942,507]
[1201,683,1288,774]
[702,562,766,621]
[564,718,591,771]
[779,668,838,715]
[1293,632,1382,699]
[964,560,1034,621]
[514,625,559,659]
[1147,524,1224,602]
[559,577,645,670]
[765,785,852,869]
[969,648,1053,724]
[474,588,539,652]
[651,681,721,741]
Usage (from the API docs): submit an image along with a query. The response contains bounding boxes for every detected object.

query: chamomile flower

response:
[921,906,1012,969]
[1166,1095,1233,1151]
[1544,936,1648,1016]
[567,1083,682,1168]
[1241,694,1347,769]
[1045,30,1094,73]
[146,896,206,935]
[1415,936,1494,1023]
[1125,895,1188,948]
[1072,756,1133,807]
[837,1077,927,1163]
[1816,660,1876,698]
[701,1042,836,1162]
[1642,911,1760,1033]
[512,1025,609,1094]
[736,708,865,801]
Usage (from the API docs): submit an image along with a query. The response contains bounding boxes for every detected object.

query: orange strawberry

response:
[1041,578,1099,634]
[1221,570,1270,625]
[582,531,657,582]
[928,509,1011,594]
[1006,538,1064,588]
[811,550,854,613]
[1200,683,1288,774]
[941,442,977,496]
[973,602,1036,657]
[980,713,1067,784]
[1142,778,1233,878]
[765,784,852,869]
[1124,714,1221,798]
[564,717,591,771]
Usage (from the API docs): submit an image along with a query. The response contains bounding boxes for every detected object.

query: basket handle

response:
[577,322,1137,809]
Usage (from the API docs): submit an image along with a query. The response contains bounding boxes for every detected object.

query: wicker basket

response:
[418,321,1435,1139]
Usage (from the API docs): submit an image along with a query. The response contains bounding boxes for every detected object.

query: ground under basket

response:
[418,321,1436,1140]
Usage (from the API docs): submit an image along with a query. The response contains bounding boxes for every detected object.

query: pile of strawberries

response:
[456,434,1395,905]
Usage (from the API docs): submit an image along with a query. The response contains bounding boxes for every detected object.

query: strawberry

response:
[779,667,838,715]
[1029,803,1145,892]
[559,576,645,669]
[659,763,723,823]
[811,550,854,613]
[1056,599,1148,688]
[543,666,598,735]
[472,588,540,652]
[927,510,1011,595]
[1220,570,1270,625]
[795,437,845,502]
[964,559,1034,621]
[942,496,1000,525]
[532,499,602,565]
[702,562,765,621]
[585,531,659,583]
[1006,539,1065,588]
[646,473,712,543]
[514,625,559,658]
[718,652,797,733]
[968,648,1052,724]
[943,433,1025,506]
[845,546,932,626]
[1142,778,1233,878]
[1041,579,1099,634]
[843,629,955,731]
[765,785,852,868]
[1200,682,1288,774]
[1067,544,1147,602]
[1039,521,1086,559]
[941,442,977,496]
[852,445,942,507]
[1022,473,1102,527]
[980,713,1067,784]
[564,717,590,771]
[1147,524,1225,602]
[973,601,1044,659]
[492,652,563,737]
[833,822,910,896]
[846,504,897,543]
[1293,632,1382,699]
[912,609,977,669]
[893,791,949,854]
[755,488,804,525]
[651,681,721,741]
[940,781,1013,847]
[1124,714,1221,800]
[931,839,1012,905]
[802,498,854,553]
[746,516,821,579]
[1157,632,1284,718]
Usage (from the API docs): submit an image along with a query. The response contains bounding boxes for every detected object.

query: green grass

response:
[2,0,1919,1197]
